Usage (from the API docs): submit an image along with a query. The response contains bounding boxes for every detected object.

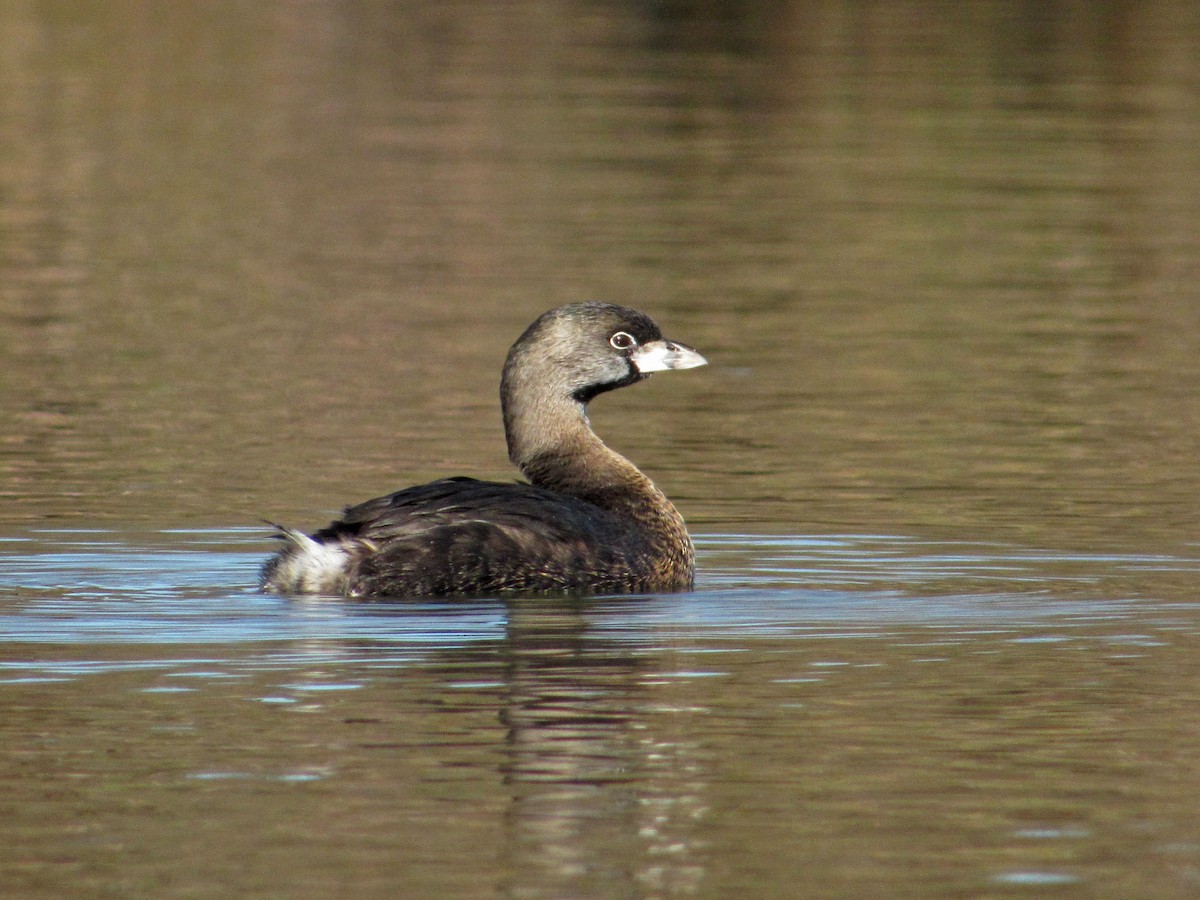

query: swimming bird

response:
[260,302,706,597]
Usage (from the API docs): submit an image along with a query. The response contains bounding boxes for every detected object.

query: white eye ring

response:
[609,331,637,350]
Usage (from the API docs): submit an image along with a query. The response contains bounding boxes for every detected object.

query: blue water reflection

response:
[1,529,1195,655]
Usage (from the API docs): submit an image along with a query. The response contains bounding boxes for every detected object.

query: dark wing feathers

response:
[316,478,599,541]
[313,478,642,596]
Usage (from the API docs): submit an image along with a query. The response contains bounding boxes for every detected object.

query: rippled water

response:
[4,1,1200,897]
[5,531,1200,896]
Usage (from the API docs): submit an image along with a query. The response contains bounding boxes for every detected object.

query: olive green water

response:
[3,2,1200,897]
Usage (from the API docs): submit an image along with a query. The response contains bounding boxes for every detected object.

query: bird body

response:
[260,303,705,598]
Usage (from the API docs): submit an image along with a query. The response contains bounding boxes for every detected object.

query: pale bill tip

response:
[632,340,707,373]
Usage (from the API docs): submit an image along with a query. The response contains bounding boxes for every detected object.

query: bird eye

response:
[609,331,637,350]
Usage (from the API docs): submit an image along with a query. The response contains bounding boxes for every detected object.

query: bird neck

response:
[502,387,695,584]
[504,392,630,493]
[504,392,670,513]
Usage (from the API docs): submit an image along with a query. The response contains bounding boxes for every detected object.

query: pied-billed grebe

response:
[260,302,707,597]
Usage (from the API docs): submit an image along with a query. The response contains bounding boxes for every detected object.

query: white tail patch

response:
[266,529,353,595]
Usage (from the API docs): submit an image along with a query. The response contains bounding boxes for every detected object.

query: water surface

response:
[4,530,1200,897]
[3,1,1200,897]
